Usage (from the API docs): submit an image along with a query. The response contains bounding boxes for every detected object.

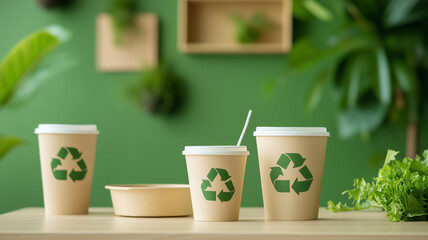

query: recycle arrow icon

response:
[51,147,87,182]
[201,168,235,202]
[269,153,313,195]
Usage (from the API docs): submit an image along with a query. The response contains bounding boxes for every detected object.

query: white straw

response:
[237,110,253,146]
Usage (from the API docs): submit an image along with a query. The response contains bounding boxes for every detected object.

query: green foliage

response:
[287,0,428,138]
[0,26,69,106]
[8,52,76,108]
[301,0,333,22]
[327,149,428,222]
[0,25,69,163]
[0,137,23,160]
[107,0,137,45]
[231,13,274,44]
[129,65,185,115]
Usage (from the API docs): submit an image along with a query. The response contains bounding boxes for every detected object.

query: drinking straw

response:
[237,110,252,146]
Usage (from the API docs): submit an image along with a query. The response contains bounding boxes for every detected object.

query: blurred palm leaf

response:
[288,35,370,71]
[0,25,69,107]
[0,25,70,162]
[284,0,428,139]
[339,100,388,138]
[8,53,76,108]
[306,67,331,110]
[0,136,23,163]
[375,47,391,105]
[384,0,421,27]
[302,0,333,22]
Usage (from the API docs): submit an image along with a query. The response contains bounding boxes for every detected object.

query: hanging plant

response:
[231,12,274,44]
[129,65,186,115]
[107,0,138,45]
[36,0,73,9]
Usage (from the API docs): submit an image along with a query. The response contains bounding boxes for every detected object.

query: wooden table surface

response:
[0,207,427,240]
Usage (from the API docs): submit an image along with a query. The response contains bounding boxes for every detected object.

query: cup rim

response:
[35,124,99,134]
[253,127,330,137]
[182,145,249,155]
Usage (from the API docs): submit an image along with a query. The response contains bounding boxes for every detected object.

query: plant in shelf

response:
[36,0,74,9]
[107,0,138,45]
[0,26,70,163]
[231,12,274,44]
[129,65,185,115]
[278,0,428,157]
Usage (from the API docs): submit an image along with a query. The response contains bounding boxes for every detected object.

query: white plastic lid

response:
[253,127,329,137]
[35,124,99,134]
[182,146,249,155]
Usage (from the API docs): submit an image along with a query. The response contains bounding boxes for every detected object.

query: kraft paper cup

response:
[35,124,99,215]
[183,146,249,222]
[254,127,329,220]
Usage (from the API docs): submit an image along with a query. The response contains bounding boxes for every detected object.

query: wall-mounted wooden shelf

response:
[178,0,292,54]
[96,13,158,72]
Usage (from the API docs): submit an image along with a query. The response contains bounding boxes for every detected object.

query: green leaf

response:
[327,200,359,212]
[292,0,313,20]
[305,67,330,110]
[336,53,368,109]
[392,60,419,97]
[288,37,368,71]
[7,53,76,107]
[391,60,419,120]
[382,149,399,168]
[328,149,428,222]
[0,25,68,107]
[338,102,387,138]
[303,0,333,22]
[385,0,420,27]
[423,150,428,163]
[346,55,367,108]
[0,136,23,162]
[375,47,392,105]
[404,193,427,218]
[392,60,412,92]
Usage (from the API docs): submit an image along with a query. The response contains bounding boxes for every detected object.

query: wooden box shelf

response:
[96,13,158,72]
[178,0,292,54]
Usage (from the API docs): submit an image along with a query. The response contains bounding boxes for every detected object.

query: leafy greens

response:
[327,150,428,222]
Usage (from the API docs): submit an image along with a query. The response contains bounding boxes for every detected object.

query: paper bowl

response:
[105,184,192,217]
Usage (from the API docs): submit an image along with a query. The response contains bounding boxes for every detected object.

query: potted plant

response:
[231,12,274,44]
[277,0,428,157]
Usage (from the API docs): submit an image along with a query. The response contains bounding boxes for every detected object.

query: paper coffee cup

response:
[254,127,329,220]
[35,124,99,215]
[183,146,249,221]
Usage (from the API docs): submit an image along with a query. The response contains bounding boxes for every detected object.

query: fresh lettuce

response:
[327,150,428,222]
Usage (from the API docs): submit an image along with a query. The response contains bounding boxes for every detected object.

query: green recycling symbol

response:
[51,147,87,182]
[201,168,235,202]
[270,153,313,195]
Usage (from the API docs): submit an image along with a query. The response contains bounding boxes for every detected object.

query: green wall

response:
[0,1,425,213]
